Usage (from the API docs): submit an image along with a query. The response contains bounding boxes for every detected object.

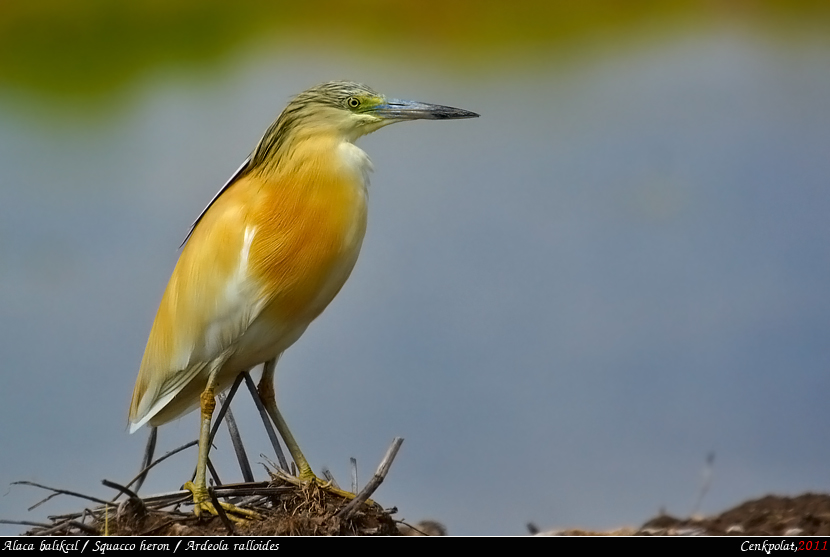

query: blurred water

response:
[1,21,829,535]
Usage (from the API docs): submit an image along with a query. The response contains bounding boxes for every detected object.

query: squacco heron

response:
[128,81,478,517]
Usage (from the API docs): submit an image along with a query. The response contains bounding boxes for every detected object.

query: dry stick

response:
[214,481,281,492]
[398,520,441,536]
[38,517,99,536]
[38,510,84,521]
[123,440,199,493]
[208,373,246,447]
[337,437,403,520]
[216,486,291,498]
[126,481,290,504]
[101,479,146,518]
[526,522,540,534]
[218,392,255,482]
[322,468,341,490]
[140,518,182,536]
[259,453,283,477]
[5,511,98,536]
[0,519,53,529]
[13,481,112,511]
[23,491,62,510]
[350,457,359,493]
[80,508,96,530]
[243,371,289,471]
[691,451,715,517]
[120,490,192,513]
[207,487,236,536]
[111,488,193,512]
[206,458,223,487]
[144,494,192,511]
[133,426,157,495]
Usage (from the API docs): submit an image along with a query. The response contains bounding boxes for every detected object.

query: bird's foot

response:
[287,469,374,505]
[314,477,365,501]
[184,481,261,522]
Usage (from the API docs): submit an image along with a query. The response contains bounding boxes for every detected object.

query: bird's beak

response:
[372,99,479,121]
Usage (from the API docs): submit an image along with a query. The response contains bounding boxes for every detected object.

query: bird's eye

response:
[346,97,360,109]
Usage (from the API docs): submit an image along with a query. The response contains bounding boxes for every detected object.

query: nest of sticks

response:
[5,372,411,536]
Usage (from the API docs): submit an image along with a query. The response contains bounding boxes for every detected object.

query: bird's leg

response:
[184,362,259,521]
[258,359,362,501]
[258,359,314,480]
[189,382,216,499]
[242,371,289,470]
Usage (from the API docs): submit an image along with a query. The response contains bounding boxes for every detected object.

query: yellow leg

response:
[185,362,259,521]
[258,359,314,479]
[258,359,361,501]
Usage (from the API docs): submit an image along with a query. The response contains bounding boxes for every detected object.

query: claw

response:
[313,478,369,503]
[276,470,374,506]
[184,481,261,521]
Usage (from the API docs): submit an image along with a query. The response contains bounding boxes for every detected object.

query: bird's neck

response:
[253,133,372,192]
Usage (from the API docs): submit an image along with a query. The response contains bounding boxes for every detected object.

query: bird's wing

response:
[128,361,210,433]
[180,156,251,247]
[130,177,268,430]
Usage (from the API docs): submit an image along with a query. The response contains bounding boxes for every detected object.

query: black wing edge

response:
[180,156,252,248]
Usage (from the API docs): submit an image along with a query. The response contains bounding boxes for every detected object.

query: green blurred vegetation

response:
[0,0,828,100]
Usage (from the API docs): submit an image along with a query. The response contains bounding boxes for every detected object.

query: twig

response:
[13,481,112,510]
[212,482,291,498]
[24,491,62,510]
[350,457,359,493]
[37,517,99,536]
[322,468,340,490]
[208,373,246,447]
[266,468,307,489]
[691,451,715,517]
[6,514,98,536]
[243,372,289,470]
[527,522,540,534]
[337,438,403,520]
[132,426,157,495]
[0,519,52,529]
[206,458,223,487]
[123,439,198,492]
[145,495,191,511]
[397,519,446,536]
[208,487,235,535]
[38,510,83,521]
[101,479,146,517]
[165,480,292,499]
[138,489,192,509]
[218,393,254,482]
[140,518,179,536]
[80,508,96,530]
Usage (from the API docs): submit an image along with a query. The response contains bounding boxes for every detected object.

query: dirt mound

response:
[639,493,830,536]
[23,479,400,536]
[540,493,830,536]
[21,483,830,536]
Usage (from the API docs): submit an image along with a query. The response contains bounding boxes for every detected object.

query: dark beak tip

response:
[377,101,479,120]
[440,108,480,120]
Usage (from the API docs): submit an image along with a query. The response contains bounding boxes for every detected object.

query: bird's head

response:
[287,81,479,140]
[250,81,478,170]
